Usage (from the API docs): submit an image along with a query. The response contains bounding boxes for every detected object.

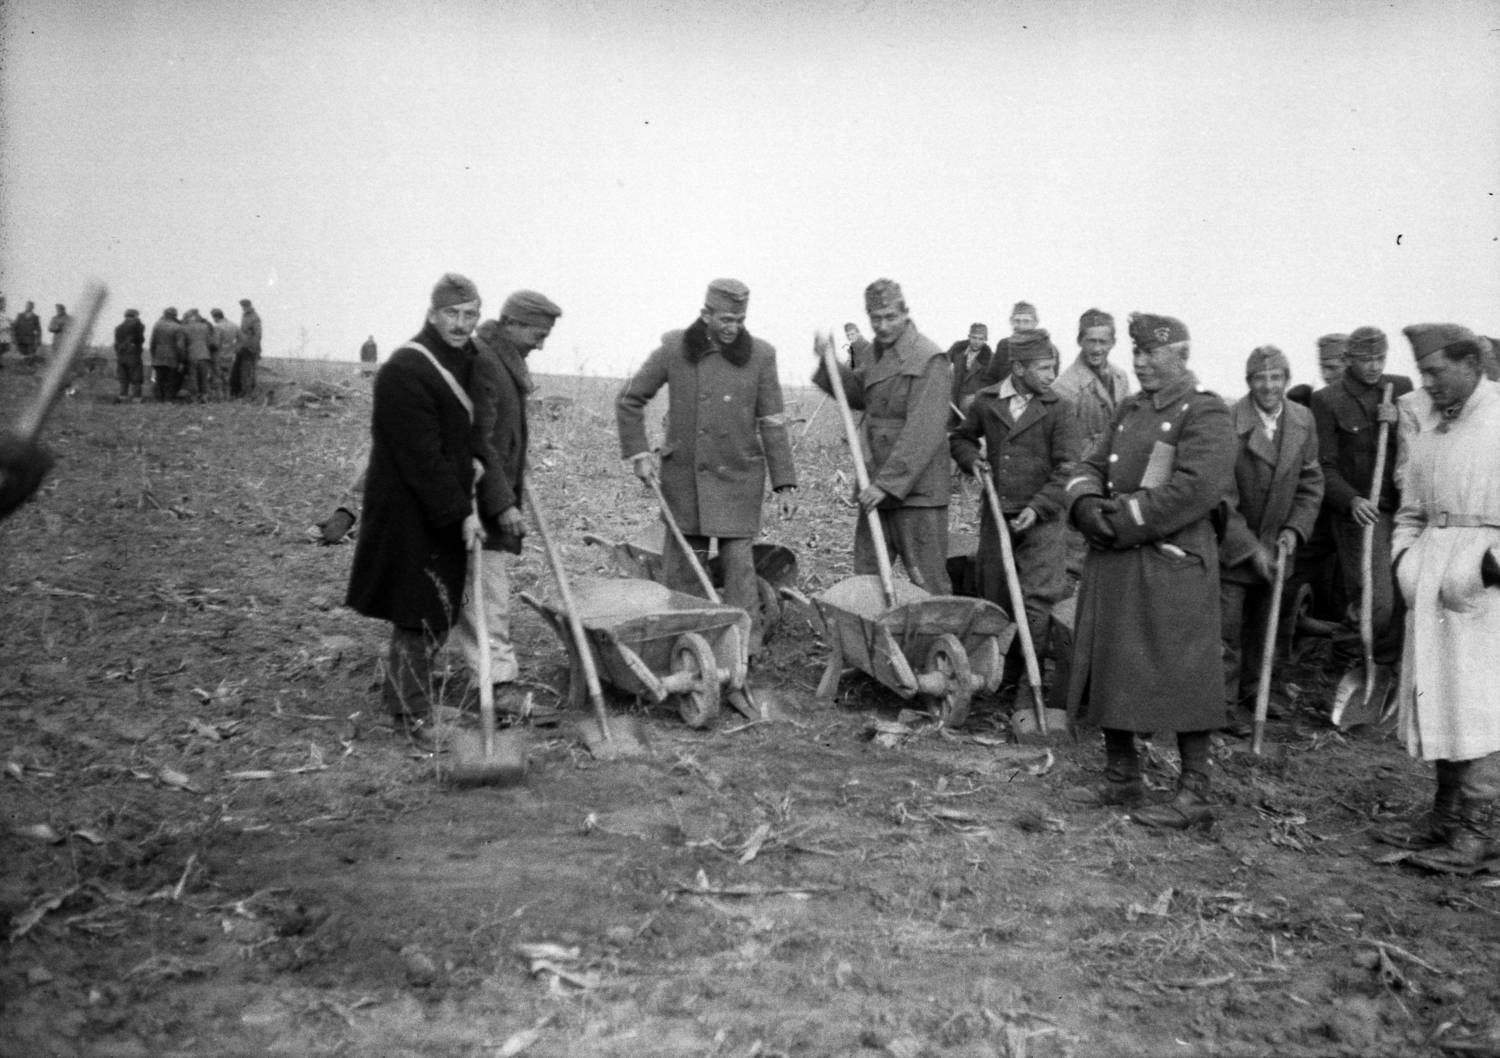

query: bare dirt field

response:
[2,355,1498,1058]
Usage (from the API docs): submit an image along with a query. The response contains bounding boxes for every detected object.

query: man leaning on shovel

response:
[616,279,797,659]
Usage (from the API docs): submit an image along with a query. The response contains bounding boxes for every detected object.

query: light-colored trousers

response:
[451,548,519,685]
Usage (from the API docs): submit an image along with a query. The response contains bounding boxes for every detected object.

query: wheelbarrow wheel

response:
[923,633,973,728]
[671,632,720,728]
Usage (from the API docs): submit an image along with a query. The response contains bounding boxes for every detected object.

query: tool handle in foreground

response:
[1251,539,1289,755]
[974,468,1046,734]
[818,331,896,608]
[13,281,108,441]
[524,484,611,735]
[470,532,495,756]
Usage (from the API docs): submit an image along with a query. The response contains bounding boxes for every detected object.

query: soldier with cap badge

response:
[1063,312,1237,828]
[617,279,798,657]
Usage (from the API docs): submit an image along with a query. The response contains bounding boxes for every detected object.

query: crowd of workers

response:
[3,273,1495,873]
[0,294,264,403]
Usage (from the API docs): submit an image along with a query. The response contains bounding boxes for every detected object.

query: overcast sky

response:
[1,0,1496,396]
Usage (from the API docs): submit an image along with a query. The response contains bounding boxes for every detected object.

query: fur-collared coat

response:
[1065,373,1237,733]
[813,321,952,508]
[346,324,477,632]
[1219,395,1324,584]
[617,319,796,538]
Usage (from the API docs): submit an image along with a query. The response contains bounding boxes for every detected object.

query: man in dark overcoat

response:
[618,279,797,655]
[458,290,562,698]
[813,279,953,594]
[232,298,263,399]
[346,274,485,745]
[947,322,992,424]
[148,308,185,402]
[951,327,1083,696]
[113,309,146,402]
[13,301,42,363]
[1218,346,1323,735]
[1309,326,1413,675]
[1064,312,1237,828]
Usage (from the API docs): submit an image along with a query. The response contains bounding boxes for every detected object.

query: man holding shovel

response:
[1062,313,1237,828]
[616,279,797,658]
[1380,325,1500,870]
[1310,327,1412,686]
[346,274,486,747]
[950,328,1083,710]
[459,290,562,709]
[813,278,953,594]
[1218,346,1323,737]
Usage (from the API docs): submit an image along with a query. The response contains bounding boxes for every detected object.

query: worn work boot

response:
[1410,799,1494,871]
[1066,733,1143,808]
[1372,781,1460,851]
[1131,770,1214,830]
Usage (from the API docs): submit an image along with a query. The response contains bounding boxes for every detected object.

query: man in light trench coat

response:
[617,279,797,657]
[1377,324,1500,870]
[1063,313,1237,829]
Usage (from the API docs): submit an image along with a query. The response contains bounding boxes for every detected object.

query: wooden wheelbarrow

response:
[583,524,799,633]
[520,577,755,728]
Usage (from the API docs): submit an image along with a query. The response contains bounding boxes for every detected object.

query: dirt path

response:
[2,363,1497,1057]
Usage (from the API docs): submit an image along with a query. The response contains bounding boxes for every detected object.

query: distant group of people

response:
[108,299,263,403]
[0,297,64,366]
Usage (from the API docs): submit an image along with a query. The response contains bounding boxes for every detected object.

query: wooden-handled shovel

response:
[1251,537,1290,756]
[817,331,897,610]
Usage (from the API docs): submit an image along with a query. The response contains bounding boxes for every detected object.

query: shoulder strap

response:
[396,341,473,422]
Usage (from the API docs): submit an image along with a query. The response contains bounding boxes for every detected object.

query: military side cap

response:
[502,289,562,326]
[431,272,480,309]
[1245,345,1290,378]
[1009,328,1057,361]
[1316,333,1350,357]
[1347,326,1387,357]
[1011,300,1037,318]
[1128,312,1188,350]
[969,322,988,340]
[705,278,749,313]
[1078,307,1114,335]
[864,278,904,312]
[1403,323,1477,360]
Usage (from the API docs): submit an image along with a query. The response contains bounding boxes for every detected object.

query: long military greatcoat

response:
[346,323,476,632]
[1065,372,1237,732]
[617,319,796,538]
[1219,395,1324,584]
[1392,379,1500,761]
[813,321,952,509]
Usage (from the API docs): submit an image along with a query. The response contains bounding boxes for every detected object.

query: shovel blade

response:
[577,714,653,759]
[1011,708,1072,745]
[449,728,528,787]
[1331,665,1396,730]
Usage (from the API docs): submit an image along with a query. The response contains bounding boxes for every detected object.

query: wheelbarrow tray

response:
[810,575,1015,712]
[520,577,749,719]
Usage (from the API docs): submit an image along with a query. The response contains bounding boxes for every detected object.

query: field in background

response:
[0,356,1496,1057]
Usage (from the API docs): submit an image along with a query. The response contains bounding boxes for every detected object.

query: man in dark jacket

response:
[951,327,1083,698]
[618,279,797,656]
[1064,312,1237,829]
[232,298,263,398]
[148,308,185,402]
[947,323,992,424]
[345,274,485,745]
[47,304,72,354]
[113,309,146,402]
[814,279,953,593]
[13,302,42,363]
[458,290,562,700]
[980,300,1041,387]
[1309,326,1413,674]
[1218,346,1323,735]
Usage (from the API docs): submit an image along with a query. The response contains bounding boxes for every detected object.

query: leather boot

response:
[1066,729,1143,807]
[1131,769,1214,830]
[1372,772,1460,850]
[1411,798,1494,871]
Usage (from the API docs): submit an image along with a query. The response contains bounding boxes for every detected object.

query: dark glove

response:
[1483,550,1500,588]
[1074,497,1117,548]
[0,433,54,518]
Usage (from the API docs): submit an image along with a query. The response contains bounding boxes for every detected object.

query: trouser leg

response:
[883,506,951,595]
[716,537,760,655]
[452,548,518,685]
[661,528,712,599]
[1220,579,1247,712]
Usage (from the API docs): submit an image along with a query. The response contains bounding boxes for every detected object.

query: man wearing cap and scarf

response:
[1310,326,1413,679]
[951,327,1083,701]
[1063,313,1237,828]
[1218,346,1323,736]
[813,279,953,594]
[346,274,486,746]
[1316,333,1350,388]
[456,290,562,705]
[618,279,797,656]
[947,323,993,424]
[980,300,1041,388]
[1375,324,1500,870]
[113,308,145,403]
